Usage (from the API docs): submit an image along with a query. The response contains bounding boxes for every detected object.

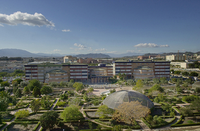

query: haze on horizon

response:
[0,0,200,55]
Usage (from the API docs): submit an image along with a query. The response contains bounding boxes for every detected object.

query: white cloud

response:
[134,43,169,48]
[127,50,135,53]
[0,11,54,27]
[74,43,86,50]
[160,44,169,47]
[95,48,107,52]
[53,49,61,52]
[62,29,70,32]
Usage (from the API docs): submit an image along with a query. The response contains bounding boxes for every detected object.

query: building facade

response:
[25,61,170,83]
[166,54,187,61]
[113,61,170,79]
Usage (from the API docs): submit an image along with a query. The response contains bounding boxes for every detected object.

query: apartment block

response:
[25,62,87,83]
[113,61,170,79]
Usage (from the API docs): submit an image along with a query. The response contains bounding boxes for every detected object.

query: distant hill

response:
[0,49,39,57]
[0,49,63,57]
[74,53,111,58]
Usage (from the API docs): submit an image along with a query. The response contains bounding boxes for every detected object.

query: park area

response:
[1,77,200,130]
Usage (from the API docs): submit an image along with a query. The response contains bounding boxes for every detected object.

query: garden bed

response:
[6,123,37,131]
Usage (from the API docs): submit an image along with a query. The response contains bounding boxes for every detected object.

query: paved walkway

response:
[0,105,31,131]
[36,98,59,131]
[80,105,112,129]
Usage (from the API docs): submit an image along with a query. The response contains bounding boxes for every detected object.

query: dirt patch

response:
[7,124,37,131]
[26,114,43,120]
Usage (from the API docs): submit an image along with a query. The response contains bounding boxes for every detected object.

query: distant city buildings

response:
[166,54,187,61]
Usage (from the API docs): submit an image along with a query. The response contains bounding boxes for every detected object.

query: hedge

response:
[95,119,111,126]
[171,115,183,127]
[172,107,181,113]
[0,123,7,130]
[2,115,15,122]
[171,122,200,127]
[141,118,152,129]
[33,121,40,131]
[7,103,29,111]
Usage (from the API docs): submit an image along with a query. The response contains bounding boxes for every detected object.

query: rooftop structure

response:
[103,90,154,109]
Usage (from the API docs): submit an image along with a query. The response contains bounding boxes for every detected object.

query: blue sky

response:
[0,0,200,55]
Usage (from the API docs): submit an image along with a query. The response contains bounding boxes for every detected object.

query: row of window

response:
[133,73,154,75]
[134,70,153,72]
[115,63,132,65]
[155,66,170,68]
[155,72,170,74]
[116,70,132,72]
[70,76,87,78]
[26,70,38,72]
[49,77,67,80]
[70,66,87,68]
[155,69,170,71]
[115,72,132,75]
[70,69,88,72]
[115,66,132,68]
[155,63,169,65]
[49,74,67,76]
[70,73,88,75]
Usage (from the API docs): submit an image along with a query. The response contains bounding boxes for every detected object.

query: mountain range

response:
[0,49,144,58]
[2,48,198,58]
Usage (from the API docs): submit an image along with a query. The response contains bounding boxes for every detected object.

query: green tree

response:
[189,72,198,77]
[182,71,189,76]
[160,77,168,85]
[135,79,143,89]
[69,97,81,106]
[33,86,41,97]
[73,82,84,92]
[112,125,122,131]
[150,84,164,92]
[190,99,200,112]
[0,91,9,111]
[30,99,41,113]
[127,79,134,86]
[60,94,68,100]
[40,111,59,130]
[70,79,74,83]
[40,86,52,95]
[50,82,58,88]
[60,81,67,87]
[13,78,23,84]
[41,96,51,109]
[15,110,29,119]
[60,105,83,122]
[153,78,160,84]
[15,89,22,98]
[174,71,181,75]
[1,81,10,87]
[28,79,42,91]
[23,86,30,95]
[96,105,113,119]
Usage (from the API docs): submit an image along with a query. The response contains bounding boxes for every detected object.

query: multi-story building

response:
[24,62,88,83]
[25,61,170,83]
[113,61,170,79]
[166,54,187,61]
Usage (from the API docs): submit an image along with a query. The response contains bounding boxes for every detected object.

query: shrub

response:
[56,101,67,107]
[15,110,29,119]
